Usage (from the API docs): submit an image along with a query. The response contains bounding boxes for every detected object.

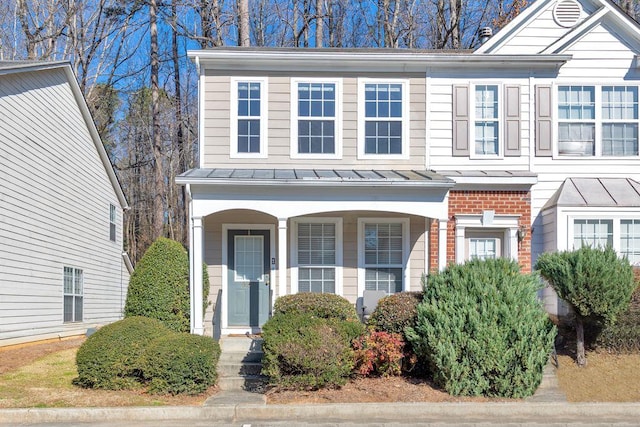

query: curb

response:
[2,402,640,424]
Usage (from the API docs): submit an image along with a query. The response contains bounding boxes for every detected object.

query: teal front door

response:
[227,230,271,327]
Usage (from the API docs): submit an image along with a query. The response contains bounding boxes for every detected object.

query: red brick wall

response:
[429,190,532,272]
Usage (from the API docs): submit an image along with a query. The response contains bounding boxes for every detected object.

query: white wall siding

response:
[0,68,128,343]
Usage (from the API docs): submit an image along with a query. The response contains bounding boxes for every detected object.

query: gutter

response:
[175,177,456,189]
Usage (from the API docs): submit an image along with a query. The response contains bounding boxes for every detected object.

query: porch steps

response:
[217,336,267,392]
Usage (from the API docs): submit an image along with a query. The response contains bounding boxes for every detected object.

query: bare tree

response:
[150,0,164,240]
[238,0,250,46]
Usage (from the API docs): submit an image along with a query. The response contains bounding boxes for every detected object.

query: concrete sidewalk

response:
[2,402,640,426]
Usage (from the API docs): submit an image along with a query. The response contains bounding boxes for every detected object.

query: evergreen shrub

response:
[368,292,422,337]
[261,312,357,389]
[142,333,220,395]
[273,292,358,321]
[406,258,555,398]
[596,285,640,353]
[124,237,210,332]
[75,317,170,390]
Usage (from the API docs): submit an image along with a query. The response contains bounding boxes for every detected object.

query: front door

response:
[227,230,271,327]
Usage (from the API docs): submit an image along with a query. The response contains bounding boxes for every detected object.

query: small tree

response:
[125,237,209,332]
[536,246,635,366]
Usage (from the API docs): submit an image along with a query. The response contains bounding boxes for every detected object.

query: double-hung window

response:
[359,79,408,158]
[621,219,640,265]
[296,222,337,293]
[558,85,639,157]
[63,267,83,323]
[230,78,267,157]
[109,204,116,242]
[573,219,613,248]
[291,79,341,158]
[474,85,500,156]
[359,219,408,294]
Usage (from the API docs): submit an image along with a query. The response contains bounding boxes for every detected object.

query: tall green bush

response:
[142,333,220,395]
[75,317,170,390]
[406,258,555,398]
[261,312,357,389]
[536,246,634,366]
[124,238,209,332]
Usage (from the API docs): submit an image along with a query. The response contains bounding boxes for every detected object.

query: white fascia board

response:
[188,50,570,73]
[0,60,69,76]
[175,177,455,189]
[445,176,538,186]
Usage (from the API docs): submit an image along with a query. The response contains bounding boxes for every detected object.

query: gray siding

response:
[0,68,128,343]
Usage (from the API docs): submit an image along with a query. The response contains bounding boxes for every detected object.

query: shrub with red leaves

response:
[353,330,404,377]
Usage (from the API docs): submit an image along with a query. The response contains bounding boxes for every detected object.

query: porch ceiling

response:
[177,168,455,188]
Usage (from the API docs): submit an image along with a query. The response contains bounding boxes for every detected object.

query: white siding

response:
[0,68,128,343]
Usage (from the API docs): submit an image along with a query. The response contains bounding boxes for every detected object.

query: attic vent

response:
[553,0,582,28]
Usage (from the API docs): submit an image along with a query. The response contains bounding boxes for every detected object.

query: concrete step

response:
[218,350,264,363]
[217,374,268,391]
[217,361,263,377]
[220,337,263,353]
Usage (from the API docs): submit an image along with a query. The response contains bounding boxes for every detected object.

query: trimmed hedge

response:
[407,258,556,398]
[143,333,220,395]
[124,238,210,332]
[261,312,358,389]
[368,292,422,338]
[273,293,358,321]
[75,317,170,390]
[596,286,640,353]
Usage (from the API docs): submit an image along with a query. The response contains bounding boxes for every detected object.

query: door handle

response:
[264,275,270,287]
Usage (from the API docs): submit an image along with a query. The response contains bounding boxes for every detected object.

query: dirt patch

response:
[266,376,510,404]
[0,336,85,374]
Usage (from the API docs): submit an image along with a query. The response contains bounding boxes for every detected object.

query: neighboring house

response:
[0,61,131,346]
[179,0,640,335]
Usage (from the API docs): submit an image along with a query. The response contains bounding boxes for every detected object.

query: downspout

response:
[186,184,195,333]
[196,56,205,169]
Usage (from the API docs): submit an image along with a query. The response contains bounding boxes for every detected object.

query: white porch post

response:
[191,216,204,335]
[508,228,519,262]
[438,219,448,271]
[278,218,288,298]
[455,223,465,264]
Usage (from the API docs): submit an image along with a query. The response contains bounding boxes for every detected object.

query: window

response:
[230,78,267,157]
[573,219,613,248]
[469,237,498,260]
[291,80,341,158]
[558,85,639,157]
[297,223,336,293]
[359,220,407,294]
[474,85,499,155]
[358,80,408,158]
[63,267,83,323]
[621,219,640,265]
[109,204,116,242]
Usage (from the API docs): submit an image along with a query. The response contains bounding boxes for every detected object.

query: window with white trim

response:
[573,219,613,248]
[297,223,336,293]
[474,85,499,156]
[359,80,408,158]
[469,237,498,260]
[291,80,340,157]
[621,219,640,265]
[109,204,116,242]
[363,222,405,294]
[230,78,267,157]
[63,267,83,323]
[558,85,639,157]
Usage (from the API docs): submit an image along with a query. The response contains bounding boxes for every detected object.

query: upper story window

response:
[358,79,409,159]
[109,204,116,242]
[474,85,500,156]
[230,77,268,158]
[557,85,639,157]
[290,79,341,159]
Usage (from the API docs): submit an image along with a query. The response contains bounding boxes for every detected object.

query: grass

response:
[0,347,214,408]
[557,352,640,402]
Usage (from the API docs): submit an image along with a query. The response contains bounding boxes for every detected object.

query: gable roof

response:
[475,0,640,54]
[0,61,128,209]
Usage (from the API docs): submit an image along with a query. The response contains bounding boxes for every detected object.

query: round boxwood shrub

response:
[261,312,357,389]
[406,258,556,398]
[368,291,423,337]
[142,333,220,395]
[124,238,209,332]
[273,293,358,321]
[75,316,170,390]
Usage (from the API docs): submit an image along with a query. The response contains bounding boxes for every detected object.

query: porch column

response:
[191,216,204,335]
[455,223,465,264]
[278,218,288,298]
[438,219,448,271]
[508,227,519,262]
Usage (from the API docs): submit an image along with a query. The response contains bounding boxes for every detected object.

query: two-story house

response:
[178,0,640,335]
